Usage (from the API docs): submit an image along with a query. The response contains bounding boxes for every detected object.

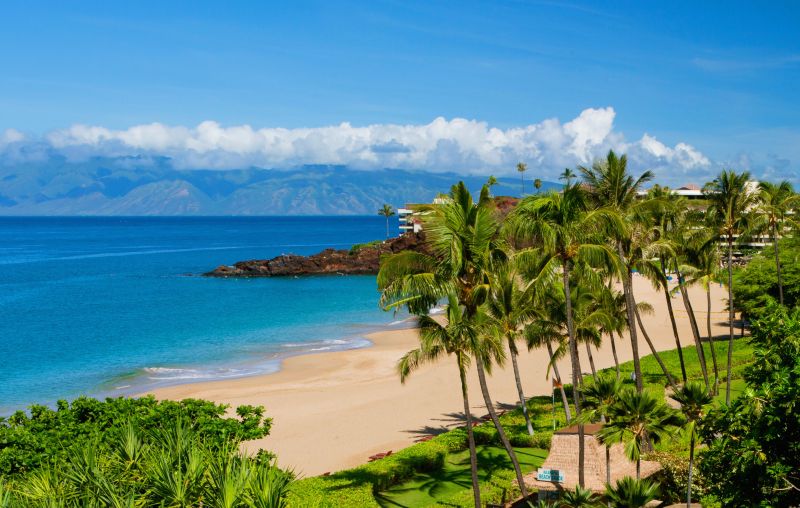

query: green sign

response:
[536,468,565,483]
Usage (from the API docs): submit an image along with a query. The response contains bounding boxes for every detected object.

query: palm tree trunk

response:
[617,244,643,393]
[562,261,585,488]
[385,217,389,239]
[706,286,719,395]
[605,445,611,487]
[661,257,687,383]
[687,433,695,507]
[585,341,598,381]
[546,341,572,423]
[674,259,710,390]
[475,356,530,499]
[458,359,481,508]
[633,305,677,390]
[509,342,534,435]
[774,224,784,306]
[726,238,734,404]
[636,456,641,480]
[609,332,620,379]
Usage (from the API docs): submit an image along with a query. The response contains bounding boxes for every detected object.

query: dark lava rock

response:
[204,232,429,277]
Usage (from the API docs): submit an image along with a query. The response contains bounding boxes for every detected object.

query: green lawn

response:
[376,446,547,507]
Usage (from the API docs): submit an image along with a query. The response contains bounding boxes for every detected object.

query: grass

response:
[376,446,547,507]
[291,337,757,507]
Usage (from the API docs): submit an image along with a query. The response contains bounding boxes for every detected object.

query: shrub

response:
[646,451,707,503]
[288,477,379,507]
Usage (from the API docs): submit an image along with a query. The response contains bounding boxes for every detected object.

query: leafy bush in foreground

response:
[699,305,800,507]
[0,396,272,478]
[3,420,290,507]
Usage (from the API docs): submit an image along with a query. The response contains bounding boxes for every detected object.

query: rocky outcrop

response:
[205,233,429,277]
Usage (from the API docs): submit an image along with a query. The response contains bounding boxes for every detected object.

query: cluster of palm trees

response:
[377,151,797,506]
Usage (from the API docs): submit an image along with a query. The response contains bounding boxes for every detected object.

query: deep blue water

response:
[0,216,408,413]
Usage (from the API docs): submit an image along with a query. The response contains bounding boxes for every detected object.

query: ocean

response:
[0,216,410,414]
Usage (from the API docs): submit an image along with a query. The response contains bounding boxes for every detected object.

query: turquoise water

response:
[0,217,409,413]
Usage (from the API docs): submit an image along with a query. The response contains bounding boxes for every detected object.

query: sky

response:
[0,0,798,184]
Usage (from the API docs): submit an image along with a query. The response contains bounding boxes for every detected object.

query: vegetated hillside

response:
[0,157,559,215]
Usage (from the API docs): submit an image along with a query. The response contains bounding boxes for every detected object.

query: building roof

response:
[521,431,661,493]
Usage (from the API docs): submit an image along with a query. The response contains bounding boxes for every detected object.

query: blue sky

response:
[0,1,798,182]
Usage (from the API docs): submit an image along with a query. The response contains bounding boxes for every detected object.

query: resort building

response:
[521,424,661,501]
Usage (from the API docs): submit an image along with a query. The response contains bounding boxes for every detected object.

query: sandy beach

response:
[150,276,732,477]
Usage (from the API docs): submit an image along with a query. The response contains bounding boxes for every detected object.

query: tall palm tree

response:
[485,261,537,435]
[646,188,690,383]
[598,389,682,479]
[559,168,577,185]
[524,311,572,424]
[580,150,654,393]
[756,181,798,305]
[703,169,757,404]
[378,204,395,239]
[670,382,712,508]
[580,375,622,486]
[517,162,528,195]
[378,180,530,501]
[681,233,722,394]
[397,294,483,508]
[509,185,621,488]
[534,178,543,192]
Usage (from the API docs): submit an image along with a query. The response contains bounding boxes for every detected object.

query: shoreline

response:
[148,276,732,477]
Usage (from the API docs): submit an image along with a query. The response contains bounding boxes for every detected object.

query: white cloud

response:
[4,108,715,182]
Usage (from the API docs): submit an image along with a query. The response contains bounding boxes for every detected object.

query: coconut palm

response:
[604,476,661,508]
[645,187,691,383]
[525,311,572,424]
[703,169,758,403]
[508,185,622,487]
[534,178,543,192]
[379,180,530,501]
[598,389,682,479]
[517,162,528,195]
[580,375,622,486]
[756,181,799,305]
[397,294,484,507]
[378,204,395,239]
[560,168,577,185]
[579,150,654,393]
[681,233,722,394]
[559,485,602,507]
[485,261,537,435]
[670,382,712,508]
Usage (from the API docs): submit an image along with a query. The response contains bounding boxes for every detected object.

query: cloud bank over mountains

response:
[1,107,717,184]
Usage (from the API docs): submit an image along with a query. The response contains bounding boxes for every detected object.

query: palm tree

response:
[703,169,758,404]
[378,204,395,239]
[604,477,661,508]
[509,185,621,488]
[517,162,528,195]
[559,168,577,186]
[598,389,682,479]
[559,485,602,507]
[681,233,722,394]
[580,150,654,393]
[525,311,572,424]
[534,178,543,192]
[646,188,690,383]
[485,261,537,435]
[670,382,712,508]
[580,375,622,486]
[397,294,483,507]
[756,181,798,305]
[379,180,530,501]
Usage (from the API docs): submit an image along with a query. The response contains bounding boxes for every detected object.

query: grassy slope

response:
[290,337,755,507]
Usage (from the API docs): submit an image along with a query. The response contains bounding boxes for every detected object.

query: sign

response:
[536,468,565,483]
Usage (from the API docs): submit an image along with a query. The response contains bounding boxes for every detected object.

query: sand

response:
[149,276,732,477]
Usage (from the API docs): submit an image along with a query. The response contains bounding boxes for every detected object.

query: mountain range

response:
[0,157,559,215]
